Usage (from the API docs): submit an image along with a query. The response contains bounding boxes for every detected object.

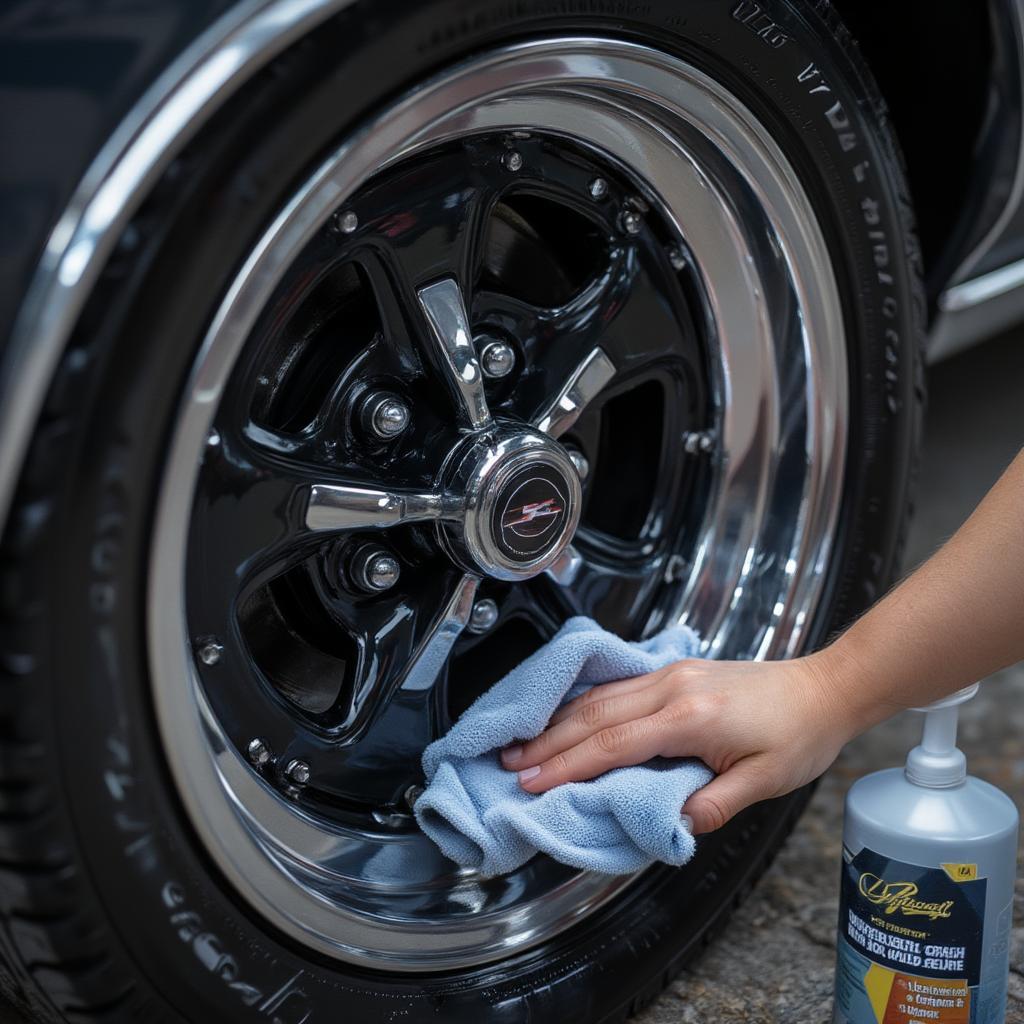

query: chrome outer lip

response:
[148,38,847,970]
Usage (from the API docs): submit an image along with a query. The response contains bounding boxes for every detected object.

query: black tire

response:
[0,1,923,1021]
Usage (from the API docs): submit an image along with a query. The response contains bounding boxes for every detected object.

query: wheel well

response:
[831,0,995,286]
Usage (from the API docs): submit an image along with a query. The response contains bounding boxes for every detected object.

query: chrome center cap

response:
[442,427,582,581]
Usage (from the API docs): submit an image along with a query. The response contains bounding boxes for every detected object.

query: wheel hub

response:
[440,427,582,581]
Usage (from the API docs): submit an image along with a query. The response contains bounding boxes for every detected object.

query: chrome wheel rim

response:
[148,37,847,970]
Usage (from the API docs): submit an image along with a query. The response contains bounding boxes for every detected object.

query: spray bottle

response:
[834,684,1018,1024]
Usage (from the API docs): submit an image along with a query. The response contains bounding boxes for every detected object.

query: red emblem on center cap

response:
[502,498,563,528]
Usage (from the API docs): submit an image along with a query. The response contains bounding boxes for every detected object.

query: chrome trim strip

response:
[930,255,1024,361]
[399,573,479,692]
[545,543,583,586]
[533,347,616,438]
[304,484,445,532]
[929,270,1024,361]
[416,278,492,430]
[0,0,357,536]
[939,255,1024,311]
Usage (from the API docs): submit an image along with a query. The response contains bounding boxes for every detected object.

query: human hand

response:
[500,650,859,834]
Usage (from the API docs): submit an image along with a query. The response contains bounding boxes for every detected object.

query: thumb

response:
[683,762,771,834]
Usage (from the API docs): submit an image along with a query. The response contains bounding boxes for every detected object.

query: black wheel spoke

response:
[495,578,571,635]
[558,535,668,639]
[351,180,499,431]
[592,246,699,382]
[191,437,320,609]
[192,431,446,614]
[354,146,499,295]
[494,241,701,433]
[333,572,478,743]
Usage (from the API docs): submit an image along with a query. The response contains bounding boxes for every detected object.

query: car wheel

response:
[0,1,922,1021]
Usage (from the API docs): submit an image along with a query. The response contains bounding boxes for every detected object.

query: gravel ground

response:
[635,330,1024,1024]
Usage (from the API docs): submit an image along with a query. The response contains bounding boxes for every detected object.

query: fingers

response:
[502,685,666,773]
[682,761,771,834]
[512,715,667,792]
[547,670,664,728]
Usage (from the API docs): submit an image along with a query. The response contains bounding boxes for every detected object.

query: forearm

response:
[814,447,1024,733]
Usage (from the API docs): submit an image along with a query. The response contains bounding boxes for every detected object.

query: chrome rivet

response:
[285,759,311,786]
[666,245,687,271]
[682,430,715,455]
[479,339,515,379]
[468,598,499,634]
[567,448,590,481]
[588,177,609,200]
[196,639,223,666]
[621,210,643,235]
[403,784,424,810]
[247,738,272,767]
[206,429,221,447]
[503,150,524,172]
[334,210,359,234]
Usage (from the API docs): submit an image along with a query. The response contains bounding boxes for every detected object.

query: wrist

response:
[801,634,898,742]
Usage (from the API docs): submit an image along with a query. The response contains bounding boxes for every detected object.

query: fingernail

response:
[518,765,541,784]
[681,813,694,832]
[502,745,523,765]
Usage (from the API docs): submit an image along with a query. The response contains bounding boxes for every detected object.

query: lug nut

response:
[589,177,609,200]
[351,546,401,593]
[360,392,410,441]
[285,759,310,786]
[479,338,515,379]
[366,554,400,591]
[247,738,272,767]
[621,209,643,235]
[468,598,499,634]
[403,783,424,810]
[567,448,590,481]
[334,209,359,234]
[664,553,688,584]
[666,245,687,271]
[682,430,715,455]
[196,639,223,666]
[503,150,524,172]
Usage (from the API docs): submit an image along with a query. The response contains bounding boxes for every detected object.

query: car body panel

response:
[0,1,236,352]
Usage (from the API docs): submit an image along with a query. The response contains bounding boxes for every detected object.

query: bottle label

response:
[834,846,989,1023]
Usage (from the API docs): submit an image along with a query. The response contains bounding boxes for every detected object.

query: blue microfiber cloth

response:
[415,616,714,876]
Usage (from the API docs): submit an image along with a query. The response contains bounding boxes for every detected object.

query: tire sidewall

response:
[24,1,920,1020]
